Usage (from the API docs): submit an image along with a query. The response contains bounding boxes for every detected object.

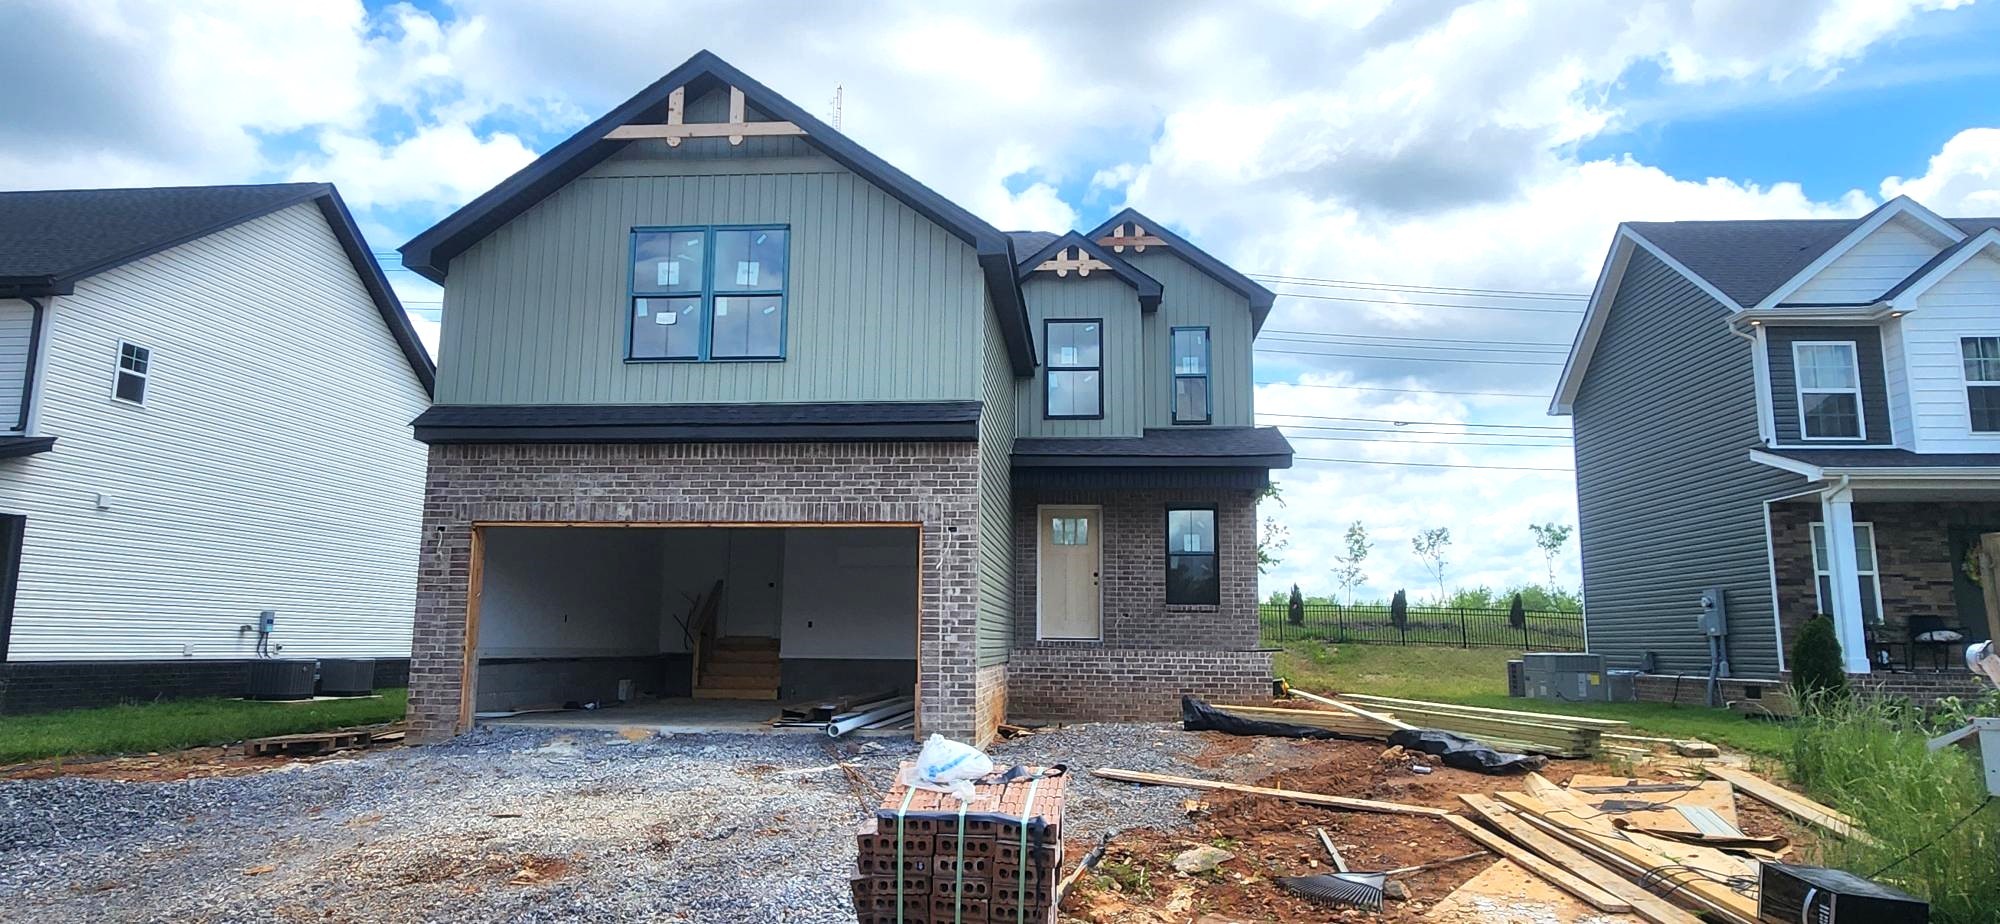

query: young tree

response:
[1528,522,1574,592]
[1257,516,1290,575]
[1286,583,1305,626]
[1507,592,1527,630]
[1411,527,1452,604]
[1331,521,1371,605]
[1389,589,1408,631]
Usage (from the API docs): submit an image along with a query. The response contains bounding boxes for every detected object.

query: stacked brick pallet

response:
[852,765,1066,924]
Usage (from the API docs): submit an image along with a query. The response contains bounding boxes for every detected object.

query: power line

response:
[1283,432,1571,448]
[1264,328,1571,349]
[1276,424,1569,443]
[1258,347,1567,366]
[1251,272,1589,301]
[1261,335,1567,356]
[1255,379,1553,400]
[1268,290,1586,314]
[1263,412,1570,432]
[1294,454,1573,473]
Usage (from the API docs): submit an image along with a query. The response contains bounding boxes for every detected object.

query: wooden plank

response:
[1343,694,1629,729]
[1090,768,1450,817]
[1289,689,1414,730]
[606,121,807,141]
[1496,787,1759,924]
[458,525,486,733]
[1460,794,1700,924]
[1440,814,1631,913]
[1703,764,1878,847]
[1213,704,1395,735]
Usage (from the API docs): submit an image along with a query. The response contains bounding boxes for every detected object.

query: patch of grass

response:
[1093,859,1154,898]
[1274,642,1790,757]
[0,689,408,764]
[1787,694,1996,923]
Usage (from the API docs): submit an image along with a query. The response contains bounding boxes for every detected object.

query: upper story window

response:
[1963,336,2000,433]
[1171,327,1211,425]
[1793,341,1863,440]
[113,341,150,405]
[628,226,788,362]
[1044,319,1101,419]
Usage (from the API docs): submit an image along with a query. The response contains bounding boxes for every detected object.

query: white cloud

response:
[1881,127,2000,214]
[288,122,537,210]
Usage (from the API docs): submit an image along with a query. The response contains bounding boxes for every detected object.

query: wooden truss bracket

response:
[1096,220,1167,253]
[1035,245,1112,277]
[605,85,807,147]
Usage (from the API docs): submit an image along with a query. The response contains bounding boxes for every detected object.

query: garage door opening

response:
[467,524,919,733]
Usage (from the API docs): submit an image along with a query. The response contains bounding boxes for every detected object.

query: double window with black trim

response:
[1044,319,1101,418]
[1166,507,1218,605]
[628,226,788,361]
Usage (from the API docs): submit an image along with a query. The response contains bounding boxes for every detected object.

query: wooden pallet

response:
[242,728,374,757]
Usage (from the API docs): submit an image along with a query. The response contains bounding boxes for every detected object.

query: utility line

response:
[1276,424,1569,443]
[1283,432,1571,448]
[1294,454,1573,473]
[1268,290,1586,314]
[1250,273,1588,300]
[1255,380,1553,400]
[1263,412,1570,432]
[1263,328,1572,349]
[1258,347,1566,366]
[1261,335,1567,356]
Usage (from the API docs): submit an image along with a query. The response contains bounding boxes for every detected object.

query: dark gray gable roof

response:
[1628,214,2000,309]
[1764,447,2000,469]
[1006,231,1058,257]
[1083,208,1276,333]
[1013,232,1162,309]
[1013,426,1292,468]
[413,400,979,444]
[0,183,434,395]
[397,49,1034,374]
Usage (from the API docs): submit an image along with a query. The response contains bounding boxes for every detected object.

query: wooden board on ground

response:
[1460,794,1702,924]
[1340,694,1630,728]
[1703,764,1878,847]
[1567,775,1741,831]
[1428,857,1638,923]
[1440,814,1630,913]
[1090,767,1450,817]
[1214,703,1397,736]
[242,728,373,757]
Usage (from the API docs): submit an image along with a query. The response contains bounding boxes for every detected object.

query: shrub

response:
[1791,615,1848,702]
[1507,593,1526,629]
[1287,584,1305,626]
[1389,589,1408,631]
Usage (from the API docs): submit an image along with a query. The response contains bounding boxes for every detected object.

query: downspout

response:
[13,297,45,433]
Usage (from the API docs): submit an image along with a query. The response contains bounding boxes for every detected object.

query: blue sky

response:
[6,0,1998,602]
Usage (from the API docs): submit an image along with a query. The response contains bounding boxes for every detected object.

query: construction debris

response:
[853,761,1066,924]
[1172,844,1234,873]
[1190,694,1547,774]
[1704,764,1878,847]
[241,725,398,758]
[1090,767,1451,817]
[1338,694,1627,758]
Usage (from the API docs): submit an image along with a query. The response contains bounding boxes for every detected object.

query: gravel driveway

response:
[0,723,1219,923]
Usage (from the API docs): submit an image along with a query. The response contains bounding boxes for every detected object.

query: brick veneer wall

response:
[1771,501,2000,656]
[1007,648,1273,721]
[410,441,989,744]
[0,658,409,715]
[1005,487,1267,719]
[1631,671,1988,709]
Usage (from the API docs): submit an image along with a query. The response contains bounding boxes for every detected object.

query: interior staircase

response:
[693,636,780,700]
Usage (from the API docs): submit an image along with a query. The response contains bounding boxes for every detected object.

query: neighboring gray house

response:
[0,184,436,713]
[395,51,1290,745]
[1555,196,2000,687]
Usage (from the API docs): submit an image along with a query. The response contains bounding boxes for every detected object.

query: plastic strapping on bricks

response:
[894,787,916,924]
[1016,778,1041,923]
[954,801,968,924]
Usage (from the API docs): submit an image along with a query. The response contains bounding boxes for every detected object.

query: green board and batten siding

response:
[1127,251,1255,428]
[434,146,984,406]
[1571,249,1803,677]
[976,300,1016,667]
[1016,275,1145,437]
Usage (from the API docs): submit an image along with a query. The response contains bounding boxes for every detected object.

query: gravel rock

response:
[0,722,1214,923]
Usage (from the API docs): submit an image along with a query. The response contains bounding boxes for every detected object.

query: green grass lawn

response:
[0,689,408,764]
[1273,642,1792,758]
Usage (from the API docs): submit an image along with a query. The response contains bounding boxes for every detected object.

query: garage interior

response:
[471,525,918,729]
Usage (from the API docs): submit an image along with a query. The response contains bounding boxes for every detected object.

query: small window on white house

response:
[1794,342,1863,440]
[1962,336,2000,433]
[1810,521,1883,625]
[114,342,150,405]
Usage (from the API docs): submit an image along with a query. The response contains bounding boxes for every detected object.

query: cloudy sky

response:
[8,0,2000,603]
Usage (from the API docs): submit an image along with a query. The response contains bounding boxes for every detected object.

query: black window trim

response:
[1170,325,1212,426]
[625,224,790,364]
[1164,504,1220,606]
[1043,317,1104,420]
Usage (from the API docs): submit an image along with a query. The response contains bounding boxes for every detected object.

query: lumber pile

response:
[852,763,1066,924]
[1338,694,1628,758]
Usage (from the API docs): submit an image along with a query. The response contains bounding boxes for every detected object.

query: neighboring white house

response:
[0,183,434,712]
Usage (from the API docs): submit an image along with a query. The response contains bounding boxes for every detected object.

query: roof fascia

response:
[1085,208,1273,330]
[1884,228,2000,310]
[1011,452,1293,469]
[1016,232,1163,309]
[1751,196,1966,312]
[1748,449,1826,479]
[312,189,437,395]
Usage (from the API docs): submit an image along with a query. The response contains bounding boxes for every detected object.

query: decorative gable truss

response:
[1034,244,1112,277]
[603,84,808,147]
[1095,218,1168,254]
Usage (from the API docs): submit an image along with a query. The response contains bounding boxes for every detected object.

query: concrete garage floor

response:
[482,697,914,737]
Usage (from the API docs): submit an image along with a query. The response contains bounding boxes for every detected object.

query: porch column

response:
[1819,484,1873,675]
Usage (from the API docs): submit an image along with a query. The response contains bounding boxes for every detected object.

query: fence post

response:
[1522,617,1530,651]
[1460,609,1469,648]
[1335,605,1345,642]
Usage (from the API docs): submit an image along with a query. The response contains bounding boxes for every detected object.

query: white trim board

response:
[1753,196,1964,312]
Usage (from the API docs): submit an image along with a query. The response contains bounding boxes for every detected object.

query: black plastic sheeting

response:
[1179,695,1547,776]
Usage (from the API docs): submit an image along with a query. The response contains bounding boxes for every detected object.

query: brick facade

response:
[1770,500,1999,665]
[409,441,990,744]
[1005,486,1269,719]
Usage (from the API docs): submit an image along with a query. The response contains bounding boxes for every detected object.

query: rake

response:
[1275,827,1385,912]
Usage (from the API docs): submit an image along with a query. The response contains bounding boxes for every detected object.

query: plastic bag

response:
[1181,694,1365,741]
[1386,728,1547,775]
[898,734,994,801]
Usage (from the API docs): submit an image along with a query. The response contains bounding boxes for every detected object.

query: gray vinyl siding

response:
[1571,249,1804,677]
[975,298,1016,667]
[1765,325,1893,445]
[0,300,35,431]
[1126,252,1255,428]
[1015,275,1144,437]
[435,146,985,406]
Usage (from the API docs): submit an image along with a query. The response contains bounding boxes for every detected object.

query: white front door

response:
[1038,505,1101,640]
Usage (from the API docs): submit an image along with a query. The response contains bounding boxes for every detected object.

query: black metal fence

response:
[1259,603,1585,651]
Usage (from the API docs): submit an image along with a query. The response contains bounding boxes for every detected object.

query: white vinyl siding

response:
[1901,249,2000,451]
[0,300,34,433]
[1789,216,1954,304]
[0,202,429,662]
